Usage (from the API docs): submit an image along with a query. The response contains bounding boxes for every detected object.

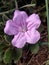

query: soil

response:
[16,45,49,65]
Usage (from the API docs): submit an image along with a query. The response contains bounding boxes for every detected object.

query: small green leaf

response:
[13,48,22,62]
[3,48,13,64]
[0,41,7,52]
[30,43,39,54]
[0,52,3,62]
[4,35,13,43]
[39,42,48,46]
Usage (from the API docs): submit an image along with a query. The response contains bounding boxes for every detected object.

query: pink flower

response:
[4,10,41,48]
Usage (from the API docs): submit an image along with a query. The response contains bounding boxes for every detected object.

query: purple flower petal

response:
[26,14,41,30]
[4,10,28,35]
[13,10,20,21]
[25,28,40,44]
[4,20,19,35]
[13,10,28,29]
[12,32,26,48]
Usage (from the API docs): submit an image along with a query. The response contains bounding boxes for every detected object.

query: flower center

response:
[22,28,27,32]
[19,26,27,32]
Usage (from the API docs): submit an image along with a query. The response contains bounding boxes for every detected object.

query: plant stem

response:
[45,0,49,51]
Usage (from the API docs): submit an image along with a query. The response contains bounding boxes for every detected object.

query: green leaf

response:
[0,41,7,52]
[3,47,22,64]
[3,48,13,64]
[29,43,39,54]
[13,48,22,62]
[0,52,3,62]
[4,35,13,43]
[39,42,48,46]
